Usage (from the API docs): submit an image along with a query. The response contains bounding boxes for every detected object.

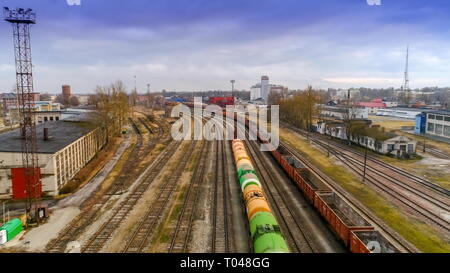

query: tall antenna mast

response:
[403,45,410,92]
[3,7,41,225]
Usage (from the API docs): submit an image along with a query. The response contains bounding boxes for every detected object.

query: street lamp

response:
[230,80,235,99]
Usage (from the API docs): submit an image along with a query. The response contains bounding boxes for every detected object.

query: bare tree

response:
[90,80,131,143]
[279,85,320,132]
[69,96,80,107]
[40,93,51,101]
[55,94,69,106]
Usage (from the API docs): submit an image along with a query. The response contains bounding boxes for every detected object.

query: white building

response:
[425,111,450,139]
[0,118,106,199]
[316,121,417,157]
[335,89,360,100]
[320,105,369,120]
[250,76,285,102]
[384,101,398,108]
[8,101,62,124]
[261,76,270,101]
[250,83,262,101]
[376,108,423,119]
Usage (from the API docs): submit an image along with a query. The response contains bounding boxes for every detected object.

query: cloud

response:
[2,0,450,92]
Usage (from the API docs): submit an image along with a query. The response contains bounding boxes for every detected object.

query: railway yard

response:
[0,108,449,253]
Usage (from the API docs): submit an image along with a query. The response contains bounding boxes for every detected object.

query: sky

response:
[1,0,450,93]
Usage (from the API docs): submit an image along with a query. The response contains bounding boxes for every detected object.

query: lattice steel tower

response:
[3,7,41,224]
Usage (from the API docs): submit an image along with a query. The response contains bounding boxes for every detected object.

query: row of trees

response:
[278,86,387,146]
[55,94,80,107]
[89,80,131,143]
[279,86,324,131]
[39,92,81,107]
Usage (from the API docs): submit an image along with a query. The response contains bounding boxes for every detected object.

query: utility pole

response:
[2,201,5,224]
[422,133,426,153]
[362,143,368,183]
[4,7,41,226]
[327,136,330,157]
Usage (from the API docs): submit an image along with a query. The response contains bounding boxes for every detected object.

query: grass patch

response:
[280,127,450,253]
[369,115,415,131]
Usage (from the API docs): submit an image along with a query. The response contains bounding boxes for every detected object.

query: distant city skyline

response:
[2,0,450,93]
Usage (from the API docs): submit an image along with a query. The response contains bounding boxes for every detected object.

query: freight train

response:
[181,104,404,253]
[224,110,401,253]
[231,139,290,253]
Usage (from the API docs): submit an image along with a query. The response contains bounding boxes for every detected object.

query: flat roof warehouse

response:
[0,118,97,154]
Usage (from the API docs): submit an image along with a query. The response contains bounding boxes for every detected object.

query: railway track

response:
[284,125,450,232]
[120,140,199,253]
[120,115,205,253]
[417,143,450,160]
[320,143,450,232]
[244,137,317,253]
[79,137,184,253]
[225,118,318,253]
[328,138,450,197]
[128,117,142,135]
[286,124,450,197]
[138,117,154,134]
[46,117,167,253]
[211,139,233,253]
[279,142,419,252]
[168,140,210,253]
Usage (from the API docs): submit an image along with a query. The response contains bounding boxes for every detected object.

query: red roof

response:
[356,102,386,108]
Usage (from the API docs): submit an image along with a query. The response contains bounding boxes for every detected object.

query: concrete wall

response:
[53,127,105,192]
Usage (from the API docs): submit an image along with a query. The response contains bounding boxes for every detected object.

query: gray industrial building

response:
[0,117,106,199]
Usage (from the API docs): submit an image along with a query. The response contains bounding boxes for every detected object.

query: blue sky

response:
[1,0,450,93]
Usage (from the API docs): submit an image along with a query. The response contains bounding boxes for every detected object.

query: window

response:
[50,116,54,121]
[444,126,450,137]
[376,142,382,150]
[436,115,444,121]
[387,144,395,151]
[408,144,414,153]
[56,117,59,121]
[428,114,435,119]
[44,117,48,122]
[427,122,435,132]
[445,116,450,122]
[436,124,443,135]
